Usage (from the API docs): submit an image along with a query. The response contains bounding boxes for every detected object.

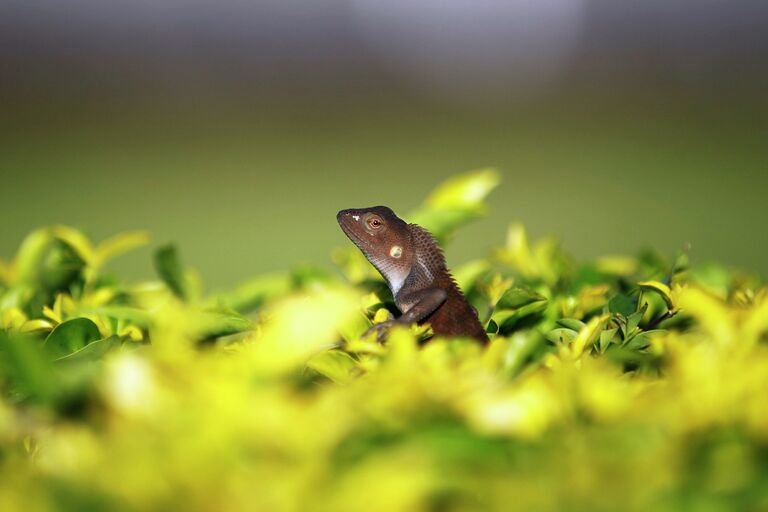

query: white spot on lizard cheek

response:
[390,245,403,258]
[352,215,360,221]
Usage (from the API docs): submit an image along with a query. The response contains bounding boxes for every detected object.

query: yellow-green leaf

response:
[94,231,150,266]
[638,280,674,310]
[306,349,360,384]
[423,168,500,212]
[571,314,609,358]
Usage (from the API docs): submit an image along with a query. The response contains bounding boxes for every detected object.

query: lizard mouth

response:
[337,211,368,246]
[338,221,373,253]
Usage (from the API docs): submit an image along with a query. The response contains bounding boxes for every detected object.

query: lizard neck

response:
[395,225,450,302]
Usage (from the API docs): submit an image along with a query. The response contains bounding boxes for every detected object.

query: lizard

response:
[337,206,489,344]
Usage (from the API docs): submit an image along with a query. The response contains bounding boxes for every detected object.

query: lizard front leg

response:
[364,288,448,342]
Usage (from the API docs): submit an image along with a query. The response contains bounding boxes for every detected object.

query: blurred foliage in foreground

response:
[1,170,767,512]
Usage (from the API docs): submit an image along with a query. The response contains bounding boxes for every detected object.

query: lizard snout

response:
[336,209,360,224]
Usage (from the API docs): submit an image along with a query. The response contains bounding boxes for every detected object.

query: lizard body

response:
[337,206,489,343]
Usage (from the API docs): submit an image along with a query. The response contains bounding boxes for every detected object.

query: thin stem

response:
[645,309,678,331]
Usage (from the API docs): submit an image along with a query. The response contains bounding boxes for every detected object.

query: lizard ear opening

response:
[390,245,403,258]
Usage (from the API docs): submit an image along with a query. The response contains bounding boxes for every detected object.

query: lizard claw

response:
[362,320,396,342]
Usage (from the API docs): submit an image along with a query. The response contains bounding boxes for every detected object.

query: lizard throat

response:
[370,256,408,295]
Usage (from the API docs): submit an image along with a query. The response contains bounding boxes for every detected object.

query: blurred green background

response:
[2,1,767,286]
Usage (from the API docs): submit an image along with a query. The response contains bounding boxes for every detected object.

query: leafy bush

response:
[0,170,767,511]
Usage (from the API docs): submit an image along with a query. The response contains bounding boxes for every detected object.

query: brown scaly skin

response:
[337,206,489,344]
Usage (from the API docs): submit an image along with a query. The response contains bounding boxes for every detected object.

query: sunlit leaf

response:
[20,319,55,334]
[638,280,674,310]
[423,168,500,211]
[496,223,535,277]
[408,168,500,239]
[595,255,638,276]
[247,287,359,375]
[306,349,359,384]
[338,311,371,344]
[571,314,609,357]
[0,259,9,284]
[50,225,95,263]
[94,231,150,265]
[1,307,27,330]
[453,259,490,293]
[13,228,54,285]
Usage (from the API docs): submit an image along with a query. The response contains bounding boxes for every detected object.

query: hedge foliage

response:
[0,170,767,511]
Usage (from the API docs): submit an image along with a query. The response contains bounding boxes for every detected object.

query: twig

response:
[645,309,678,331]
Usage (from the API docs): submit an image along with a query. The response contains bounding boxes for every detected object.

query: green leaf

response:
[672,248,690,274]
[599,327,619,353]
[625,309,645,337]
[453,260,491,293]
[14,228,86,294]
[208,273,291,313]
[0,331,60,403]
[688,264,731,297]
[193,309,253,340]
[43,318,102,360]
[493,300,548,334]
[291,265,336,288]
[154,244,190,301]
[55,335,122,363]
[14,229,54,285]
[496,287,547,310]
[39,239,86,292]
[557,318,586,331]
[608,293,637,316]
[624,330,665,351]
[546,328,578,345]
[496,331,545,378]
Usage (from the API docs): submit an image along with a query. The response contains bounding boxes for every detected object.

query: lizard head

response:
[337,206,413,293]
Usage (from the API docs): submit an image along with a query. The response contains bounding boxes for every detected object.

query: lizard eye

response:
[368,218,382,229]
